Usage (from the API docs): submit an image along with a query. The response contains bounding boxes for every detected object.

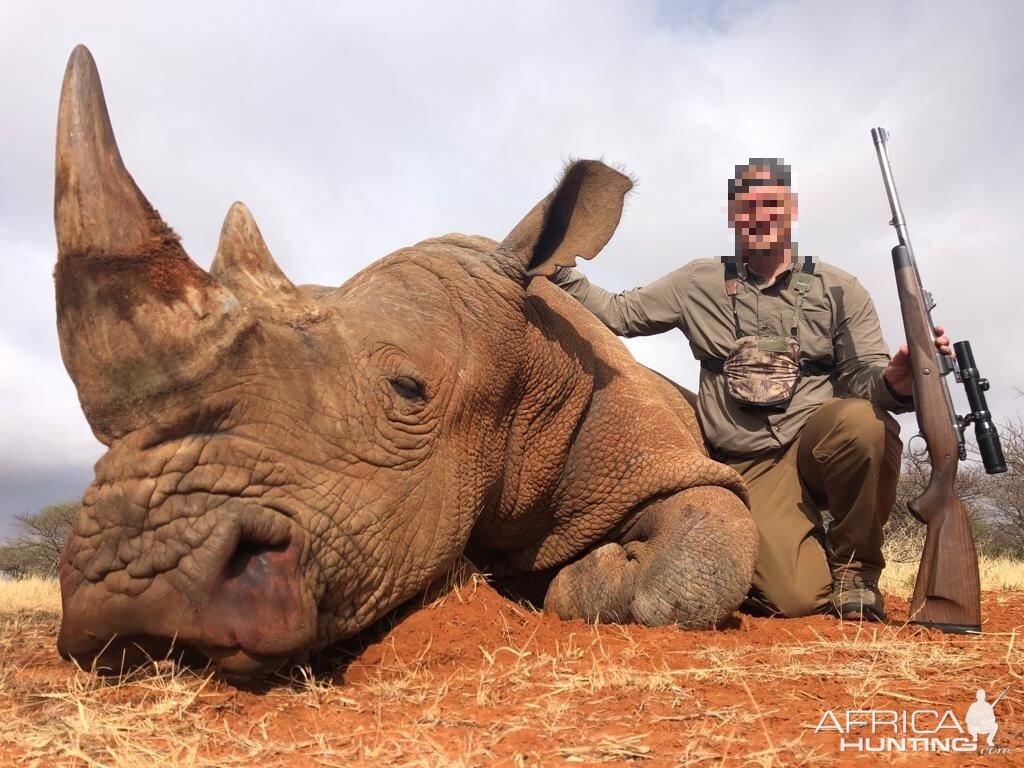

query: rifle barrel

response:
[872,128,915,259]
[871,127,958,395]
[992,685,1010,708]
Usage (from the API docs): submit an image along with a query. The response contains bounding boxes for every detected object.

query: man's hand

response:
[883,324,953,398]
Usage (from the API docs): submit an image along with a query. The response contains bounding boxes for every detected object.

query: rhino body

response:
[54,46,757,677]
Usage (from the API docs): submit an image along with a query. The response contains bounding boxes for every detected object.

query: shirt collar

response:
[735,244,799,285]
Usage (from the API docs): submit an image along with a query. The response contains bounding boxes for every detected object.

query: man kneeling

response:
[551,158,952,621]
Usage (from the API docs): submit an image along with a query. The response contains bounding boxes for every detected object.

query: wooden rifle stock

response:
[893,244,981,632]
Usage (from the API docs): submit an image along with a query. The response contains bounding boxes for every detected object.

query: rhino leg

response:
[543,486,756,629]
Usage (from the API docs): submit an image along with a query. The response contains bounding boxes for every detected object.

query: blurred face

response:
[728,168,797,252]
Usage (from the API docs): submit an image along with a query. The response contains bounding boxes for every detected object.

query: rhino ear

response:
[497,160,633,281]
[211,202,296,298]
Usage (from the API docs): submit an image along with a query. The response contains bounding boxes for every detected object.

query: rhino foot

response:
[543,486,756,629]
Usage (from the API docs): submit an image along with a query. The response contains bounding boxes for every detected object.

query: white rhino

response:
[54,46,757,678]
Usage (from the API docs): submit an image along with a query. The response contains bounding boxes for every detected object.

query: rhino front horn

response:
[54,45,251,444]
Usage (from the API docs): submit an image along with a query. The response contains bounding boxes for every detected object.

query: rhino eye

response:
[390,375,425,400]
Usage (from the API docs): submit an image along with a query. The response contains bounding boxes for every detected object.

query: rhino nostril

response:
[196,525,313,660]
[222,537,290,584]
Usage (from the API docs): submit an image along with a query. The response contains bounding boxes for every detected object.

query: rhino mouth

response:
[59,506,319,679]
[72,635,301,680]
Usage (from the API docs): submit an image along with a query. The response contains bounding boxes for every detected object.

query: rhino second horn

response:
[211,202,324,322]
[212,202,298,299]
[54,45,251,445]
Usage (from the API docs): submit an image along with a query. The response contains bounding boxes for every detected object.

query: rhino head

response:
[55,46,677,676]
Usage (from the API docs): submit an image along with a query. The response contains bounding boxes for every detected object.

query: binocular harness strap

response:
[707,255,829,376]
[725,255,816,341]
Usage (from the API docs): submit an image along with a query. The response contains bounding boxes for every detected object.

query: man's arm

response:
[831,277,915,413]
[550,265,689,337]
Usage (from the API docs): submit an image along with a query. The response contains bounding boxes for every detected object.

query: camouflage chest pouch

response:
[723,334,801,410]
[717,257,817,412]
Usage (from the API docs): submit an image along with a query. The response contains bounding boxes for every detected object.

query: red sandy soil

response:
[4,580,1023,767]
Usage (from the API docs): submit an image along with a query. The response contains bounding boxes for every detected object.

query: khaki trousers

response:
[725,398,902,617]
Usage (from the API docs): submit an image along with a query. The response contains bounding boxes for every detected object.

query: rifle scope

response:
[954,340,1006,474]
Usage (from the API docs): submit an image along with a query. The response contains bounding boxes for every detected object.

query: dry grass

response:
[6,552,1019,615]
[0,575,60,612]
[880,553,1024,596]
[1,557,1022,766]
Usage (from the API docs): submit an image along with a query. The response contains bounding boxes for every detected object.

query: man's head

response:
[727,158,797,253]
[977,689,988,702]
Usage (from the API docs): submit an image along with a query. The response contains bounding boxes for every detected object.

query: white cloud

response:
[0,0,1021,505]
[0,333,102,469]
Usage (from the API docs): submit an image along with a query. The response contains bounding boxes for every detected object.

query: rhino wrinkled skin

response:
[54,45,758,678]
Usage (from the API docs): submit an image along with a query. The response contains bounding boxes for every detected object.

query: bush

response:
[978,419,1024,558]
[884,420,1024,564]
[0,500,79,578]
[883,441,990,563]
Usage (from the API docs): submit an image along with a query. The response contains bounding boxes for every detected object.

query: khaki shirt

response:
[552,257,913,456]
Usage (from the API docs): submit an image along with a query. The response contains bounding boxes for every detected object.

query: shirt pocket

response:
[796,307,834,363]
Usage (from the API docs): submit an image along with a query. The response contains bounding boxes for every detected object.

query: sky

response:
[1,0,1022,535]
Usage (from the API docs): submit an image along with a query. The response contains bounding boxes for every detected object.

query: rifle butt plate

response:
[910,620,982,635]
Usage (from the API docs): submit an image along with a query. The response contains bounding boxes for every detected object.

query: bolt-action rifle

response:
[871,127,1006,634]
